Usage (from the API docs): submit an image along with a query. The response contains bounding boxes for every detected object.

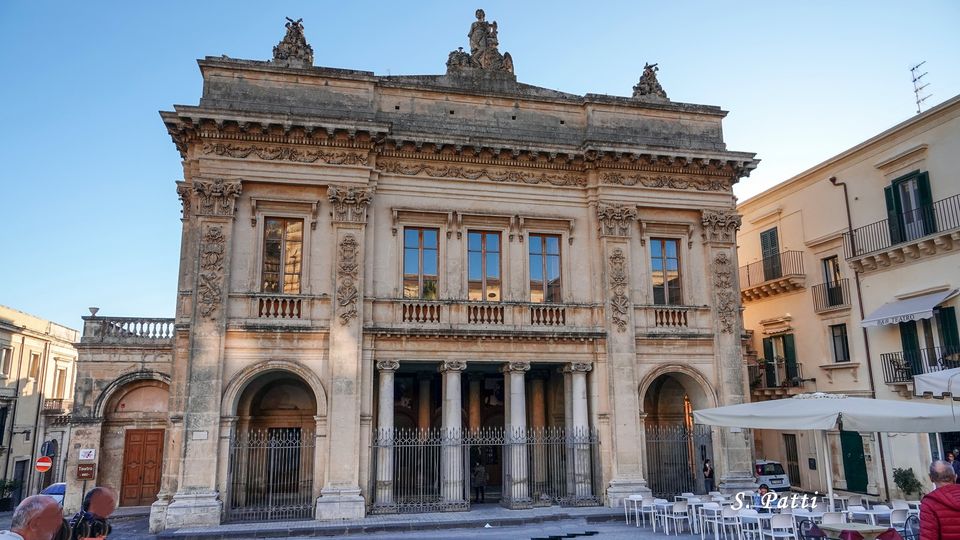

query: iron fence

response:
[880,346,960,384]
[811,279,850,312]
[226,428,315,522]
[739,251,805,289]
[644,423,713,497]
[843,194,960,259]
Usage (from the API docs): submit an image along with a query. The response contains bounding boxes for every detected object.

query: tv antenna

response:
[910,61,931,114]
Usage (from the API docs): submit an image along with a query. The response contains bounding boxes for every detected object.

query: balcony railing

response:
[747,357,804,390]
[811,279,851,313]
[844,194,960,259]
[81,316,175,345]
[42,399,73,415]
[374,299,601,334]
[880,346,960,384]
[739,251,805,290]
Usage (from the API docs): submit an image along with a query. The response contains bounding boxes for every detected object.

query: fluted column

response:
[502,361,530,504]
[375,360,399,506]
[439,360,466,503]
[567,362,593,499]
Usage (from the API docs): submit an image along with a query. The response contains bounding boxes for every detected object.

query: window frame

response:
[0,347,11,377]
[829,323,851,363]
[28,352,40,379]
[650,237,683,306]
[467,230,502,302]
[528,232,563,304]
[260,216,305,295]
[403,226,441,300]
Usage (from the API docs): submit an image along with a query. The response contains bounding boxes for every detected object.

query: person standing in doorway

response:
[703,459,715,493]
[472,463,489,503]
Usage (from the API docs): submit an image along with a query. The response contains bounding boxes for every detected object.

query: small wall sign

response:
[78,448,96,461]
[77,463,96,480]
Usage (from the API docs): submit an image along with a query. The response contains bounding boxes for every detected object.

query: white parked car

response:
[754,460,791,492]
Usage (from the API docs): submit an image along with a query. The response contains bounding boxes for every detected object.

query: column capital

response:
[328,184,373,224]
[700,208,741,245]
[376,360,400,372]
[563,362,593,373]
[501,361,531,374]
[597,202,638,238]
[439,360,467,373]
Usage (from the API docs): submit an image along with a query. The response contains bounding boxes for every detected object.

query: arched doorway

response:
[642,371,714,496]
[227,371,317,522]
[102,379,169,507]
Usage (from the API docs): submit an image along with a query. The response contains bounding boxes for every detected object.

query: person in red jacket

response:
[921,460,960,539]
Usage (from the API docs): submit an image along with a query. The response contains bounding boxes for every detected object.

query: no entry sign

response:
[35,456,53,473]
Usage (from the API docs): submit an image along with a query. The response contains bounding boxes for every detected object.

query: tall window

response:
[403,227,439,299]
[830,324,850,363]
[28,353,40,379]
[885,171,934,243]
[822,256,841,284]
[0,348,10,376]
[529,234,561,303]
[261,217,303,294]
[760,227,781,280]
[54,368,68,399]
[762,334,798,385]
[468,231,501,302]
[650,238,681,305]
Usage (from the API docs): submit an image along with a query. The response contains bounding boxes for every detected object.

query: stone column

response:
[561,367,575,496]
[567,363,593,499]
[439,360,466,503]
[701,209,755,493]
[317,185,373,519]
[468,374,483,431]
[374,360,399,507]
[502,361,530,504]
[596,202,650,506]
[164,178,242,529]
[529,372,547,485]
[418,373,432,430]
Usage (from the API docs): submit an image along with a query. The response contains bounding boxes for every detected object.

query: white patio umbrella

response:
[692,392,959,511]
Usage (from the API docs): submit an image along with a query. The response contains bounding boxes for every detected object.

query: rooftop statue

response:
[632,62,669,101]
[272,17,314,69]
[446,9,514,76]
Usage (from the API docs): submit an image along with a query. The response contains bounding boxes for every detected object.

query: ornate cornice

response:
[597,203,637,237]
[501,361,531,373]
[601,172,730,191]
[376,360,400,372]
[193,179,242,217]
[203,143,369,166]
[439,360,467,373]
[701,209,742,244]
[378,159,586,187]
[608,248,630,332]
[328,185,373,224]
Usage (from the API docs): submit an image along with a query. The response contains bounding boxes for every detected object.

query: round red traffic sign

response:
[35,456,52,473]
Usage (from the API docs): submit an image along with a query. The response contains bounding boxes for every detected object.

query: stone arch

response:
[221,359,328,418]
[638,364,718,414]
[94,370,171,419]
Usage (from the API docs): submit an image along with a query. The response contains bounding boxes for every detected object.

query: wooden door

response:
[120,429,164,507]
[840,430,868,493]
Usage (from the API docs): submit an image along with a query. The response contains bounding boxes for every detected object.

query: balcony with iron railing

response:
[739,250,806,302]
[811,279,851,313]
[880,346,960,385]
[844,193,960,272]
[747,357,808,399]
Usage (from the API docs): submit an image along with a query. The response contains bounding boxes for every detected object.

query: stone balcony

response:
[80,316,175,346]
[633,304,714,336]
[738,250,806,303]
[42,398,74,416]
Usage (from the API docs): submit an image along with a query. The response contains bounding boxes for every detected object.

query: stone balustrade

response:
[81,316,175,345]
[634,304,712,332]
[375,299,602,334]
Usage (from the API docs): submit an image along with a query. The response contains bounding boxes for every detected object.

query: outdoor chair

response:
[685,497,702,531]
[871,504,893,524]
[623,494,643,526]
[814,500,830,512]
[889,509,909,530]
[718,506,740,539]
[847,505,869,523]
[638,497,657,528]
[797,519,826,539]
[651,498,669,532]
[700,503,723,540]
[901,514,920,539]
[662,501,689,535]
[737,508,762,540]
[890,499,909,510]
[761,513,796,539]
[678,491,695,500]
[821,512,846,525]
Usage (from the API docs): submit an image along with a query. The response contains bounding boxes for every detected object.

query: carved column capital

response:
[439,360,467,373]
[597,203,638,238]
[701,209,741,244]
[193,178,242,217]
[501,361,531,374]
[376,360,400,372]
[564,362,593,373]
[328,185,373,224]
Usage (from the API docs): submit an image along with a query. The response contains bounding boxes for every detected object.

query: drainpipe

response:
[830,176,891,502]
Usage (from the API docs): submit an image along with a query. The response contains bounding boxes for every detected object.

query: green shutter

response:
[884,185,904,244]
[916,172,936,234]
[760,228,782,280]
[763,337,776,387]
[899,321,921,375]
[783,334,799,381]
[936,306,960,353]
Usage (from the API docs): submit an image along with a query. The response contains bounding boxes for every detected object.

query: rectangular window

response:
[529,234,562,303]
[54,368,68,399]
[0,348,10,376]
[403,227,439,299]
[28,353,40,379]
[760,227,781,280]
[821,256,841,285]
[650,238,681,305]
[884,171,934,244]
[830,324,851,363]
[468,231,501,302]
[261,217,304,294]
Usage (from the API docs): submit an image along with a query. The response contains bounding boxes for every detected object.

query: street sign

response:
[35,456,53,473]
[77,463,96,480]
[78,448,96,461]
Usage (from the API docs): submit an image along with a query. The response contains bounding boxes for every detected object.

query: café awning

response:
[860,289,958,328]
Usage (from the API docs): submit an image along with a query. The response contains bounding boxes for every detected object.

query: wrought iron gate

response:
[226,428,315,522]
[370,426,601,514]
[645,423,713,497]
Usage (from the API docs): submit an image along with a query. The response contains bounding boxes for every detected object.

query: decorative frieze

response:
[597,203,637,237]
[601,172,728,192]
[202,143,369,166]
[713,251,737,334]
[439,360,467,372]
[701,209,742,244]
[608,248,630,332]
[378,160,586,187]
[192,179,242,217]
[501,361,531,373]
[197,225,226,318]
[336,234,360,325]
[376,360,400,372]
[328,185,373,224]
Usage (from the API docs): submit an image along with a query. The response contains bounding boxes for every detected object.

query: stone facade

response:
[67,11,759,530]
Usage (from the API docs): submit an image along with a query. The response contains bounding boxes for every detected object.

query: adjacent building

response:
[738,94,960,499]
[66,12,761,530]
[0,305,77,506]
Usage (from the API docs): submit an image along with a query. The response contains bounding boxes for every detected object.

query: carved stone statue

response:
[632,62,668,101]
[272,17,314,69]
[446,8,515,76]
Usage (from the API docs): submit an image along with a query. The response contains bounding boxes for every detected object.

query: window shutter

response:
[916,172,936,235]
[884,185,903,245]
[899,321,921,375]
[783,334,799,381]
[936,306,960,353]
[760,228,782,280]
[763,338,776,387]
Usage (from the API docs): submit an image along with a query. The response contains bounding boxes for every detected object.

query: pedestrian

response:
[0,495,67,540]
[920,460,960,540]
[68,487,116,540]
[949,451,960,482]
[472,463,489,503]
[703,459,715,493]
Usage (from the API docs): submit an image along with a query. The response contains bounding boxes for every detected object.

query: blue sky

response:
[1,1,958,329]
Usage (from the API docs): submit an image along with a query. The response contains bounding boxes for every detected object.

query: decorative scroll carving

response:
[328,185,373,224]
[336,234,360,324]
[193,179,242,217]
[379,160,585,187]
[600,172,728,192]
[566,362,593,373]
[176,182,191,218]
[501,361,531,373]
[446,9,514,75]
[197,225,226,319]
[632,62,668,101]
[272,17,314,69]
[701,209,742,244]
[376,360,400,372]
[713,251,737,334]
[608,248,630,332]
[439,360,467,372]
[597,203,637,237]
[202,143,369,166]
